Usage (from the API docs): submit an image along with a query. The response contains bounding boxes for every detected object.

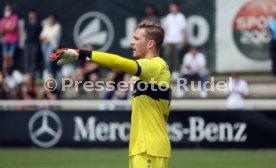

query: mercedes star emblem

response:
[28,110,62,148]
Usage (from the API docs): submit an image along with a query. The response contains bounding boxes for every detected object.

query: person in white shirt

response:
[3,66,24,99]
[163,2,186,73]
[226,72,249,110]
[177,47,209,98]
[40,14,61,79]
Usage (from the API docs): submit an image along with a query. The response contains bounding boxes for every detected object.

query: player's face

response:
[131,28,148,59]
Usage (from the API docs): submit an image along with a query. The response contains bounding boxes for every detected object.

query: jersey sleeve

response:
[136,58,162,82]
[91,51,139,76]
[89,52,163,82]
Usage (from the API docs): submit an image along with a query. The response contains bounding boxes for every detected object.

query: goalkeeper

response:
[49,20,171,168]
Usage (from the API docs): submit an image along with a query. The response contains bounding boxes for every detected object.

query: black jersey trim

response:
[132,80,172,101]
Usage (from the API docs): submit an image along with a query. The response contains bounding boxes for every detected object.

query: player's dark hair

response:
[136,20,165,51]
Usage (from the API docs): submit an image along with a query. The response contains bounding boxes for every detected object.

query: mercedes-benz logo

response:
[73,11,114,51]
[28,110,62,148]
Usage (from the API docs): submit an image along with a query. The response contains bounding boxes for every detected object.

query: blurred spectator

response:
[99,70,127,110]
[267,10,276,76]
[43,88,60,100]
[177,47,209,98]
[22,75,40,100]
[43,74,60,101]
[0,4,19,75]
[0,71,7,99]
[163,2,186,73]
[0,71,3,82]
[22,75,41,110]
[71,44,100,97]
[43,82,61,109]
[143,5,159,23]
[82,44,100,83]
[73,65,84,82]
[3,66,24,99]
[40,14,61,80]
[61,61,75,78]
[226,72,249,110]
[100,69,125,100]
[24,9,42,75]
[0,83,7,99]
[112,73,131,100]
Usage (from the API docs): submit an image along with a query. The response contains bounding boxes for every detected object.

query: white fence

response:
[0,99,275,111]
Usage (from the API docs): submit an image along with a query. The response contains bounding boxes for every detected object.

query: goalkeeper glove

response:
[49,48,91,65]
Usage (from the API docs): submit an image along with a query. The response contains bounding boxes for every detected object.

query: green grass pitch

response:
[0,148,275,168]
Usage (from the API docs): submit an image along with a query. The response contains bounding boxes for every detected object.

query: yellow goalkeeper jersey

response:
[90,52,171,158]
[129,57,171,158]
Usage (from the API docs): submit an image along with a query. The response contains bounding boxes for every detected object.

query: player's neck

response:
[144,50,158,59]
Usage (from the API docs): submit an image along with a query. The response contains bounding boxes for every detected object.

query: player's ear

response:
[147,40,155,49]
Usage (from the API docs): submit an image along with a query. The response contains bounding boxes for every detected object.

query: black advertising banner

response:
[1,110,276,148]
[0,0,216,70]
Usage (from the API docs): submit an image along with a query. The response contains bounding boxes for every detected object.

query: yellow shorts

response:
[129,153,169,168]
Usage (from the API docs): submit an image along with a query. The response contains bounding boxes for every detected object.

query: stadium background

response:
[0,0,276,168]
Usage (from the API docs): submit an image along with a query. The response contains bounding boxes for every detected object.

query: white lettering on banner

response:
[234,123,247,142]
[235,13,271,45]
[187,15,210,46]
[188,117,204,141]
[73,116,130,142]
[189,117,247,142]
[168,117,247,143]
[73,116,246,143]
[168,122,183,142]
[240,30,271,45]
[236,16,267,30]
[73,116,96,141]
[119,16,210,48]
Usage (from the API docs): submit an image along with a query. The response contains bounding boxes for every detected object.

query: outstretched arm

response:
[90,51,140,76]
[49,48,140,76]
